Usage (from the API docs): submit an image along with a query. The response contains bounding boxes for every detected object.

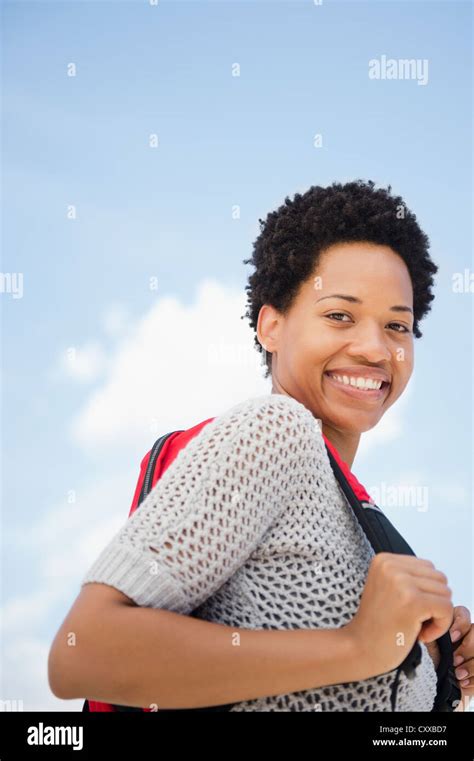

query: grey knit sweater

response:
[81,392,438,711]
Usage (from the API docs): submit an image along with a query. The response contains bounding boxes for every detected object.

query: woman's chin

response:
[324,408,384,435]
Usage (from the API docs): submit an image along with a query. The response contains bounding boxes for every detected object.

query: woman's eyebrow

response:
[315,293,413,314]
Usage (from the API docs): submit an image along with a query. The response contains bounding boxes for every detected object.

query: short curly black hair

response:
[242,179,438,379]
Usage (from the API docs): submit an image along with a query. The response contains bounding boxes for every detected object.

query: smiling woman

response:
[48,179,468,713]
[244,180,436,466]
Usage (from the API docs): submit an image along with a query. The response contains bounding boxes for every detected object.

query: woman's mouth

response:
[323,371,391,402]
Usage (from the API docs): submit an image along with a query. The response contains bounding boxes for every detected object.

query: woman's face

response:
[258,241,415,436]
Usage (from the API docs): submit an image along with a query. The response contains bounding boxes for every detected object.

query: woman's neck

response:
[270,385,360,469]
[320,423,360,469]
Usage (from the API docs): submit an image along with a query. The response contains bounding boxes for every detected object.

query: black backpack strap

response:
[137,431,184,507]
[324,446,417,556]
[431,632,463,711]
[324,444,461,712]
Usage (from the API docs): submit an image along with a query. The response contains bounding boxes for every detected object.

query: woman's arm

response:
[48,582,370,708]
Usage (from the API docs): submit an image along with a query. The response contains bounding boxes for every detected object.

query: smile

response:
[324,371,390,401]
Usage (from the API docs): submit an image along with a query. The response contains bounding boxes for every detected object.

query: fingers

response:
[415,593,453,644]
[414,579,452,599]
[454,620,474,661]
[454,658,474,696]
[450,607,473,695]
[453,624,474,692]
[450,605,471,645]
[419,620,452,644]
[380,556,453,644]
[453,657,473,691]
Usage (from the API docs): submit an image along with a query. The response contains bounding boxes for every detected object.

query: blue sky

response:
[2,0,472,710]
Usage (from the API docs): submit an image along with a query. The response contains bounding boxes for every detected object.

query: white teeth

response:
[328,373,383,391]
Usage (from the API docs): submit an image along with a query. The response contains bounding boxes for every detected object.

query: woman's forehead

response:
[307,243,413,296]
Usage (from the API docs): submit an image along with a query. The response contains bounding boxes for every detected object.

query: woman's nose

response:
[346,321,391,363]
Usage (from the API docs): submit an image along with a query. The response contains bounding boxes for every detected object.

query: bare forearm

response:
[50,595,369,709]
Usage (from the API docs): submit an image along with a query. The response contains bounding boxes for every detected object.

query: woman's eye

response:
[388,323,411,334]
[325,313,411,334]
[326,312,351,322]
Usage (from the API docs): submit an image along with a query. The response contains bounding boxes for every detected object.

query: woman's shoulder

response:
[170,393,323,466]
[204,392,324,447]
[215,391,317,421]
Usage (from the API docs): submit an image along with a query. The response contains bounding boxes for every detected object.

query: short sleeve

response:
[80,393,322,613]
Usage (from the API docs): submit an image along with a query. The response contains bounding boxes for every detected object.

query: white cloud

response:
[70,278,270,455]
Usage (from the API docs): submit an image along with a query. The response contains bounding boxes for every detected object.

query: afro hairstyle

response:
[242,179,438,379]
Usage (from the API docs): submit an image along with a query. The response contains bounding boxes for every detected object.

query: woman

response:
[48,179,473,711]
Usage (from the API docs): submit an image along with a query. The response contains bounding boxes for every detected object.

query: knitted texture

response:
[81,392,437,711]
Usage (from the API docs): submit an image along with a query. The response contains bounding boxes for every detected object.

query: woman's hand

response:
[450,605,474,700]
[346,552,453,677]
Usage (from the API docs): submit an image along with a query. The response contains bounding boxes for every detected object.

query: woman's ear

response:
[256,304,280,355]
